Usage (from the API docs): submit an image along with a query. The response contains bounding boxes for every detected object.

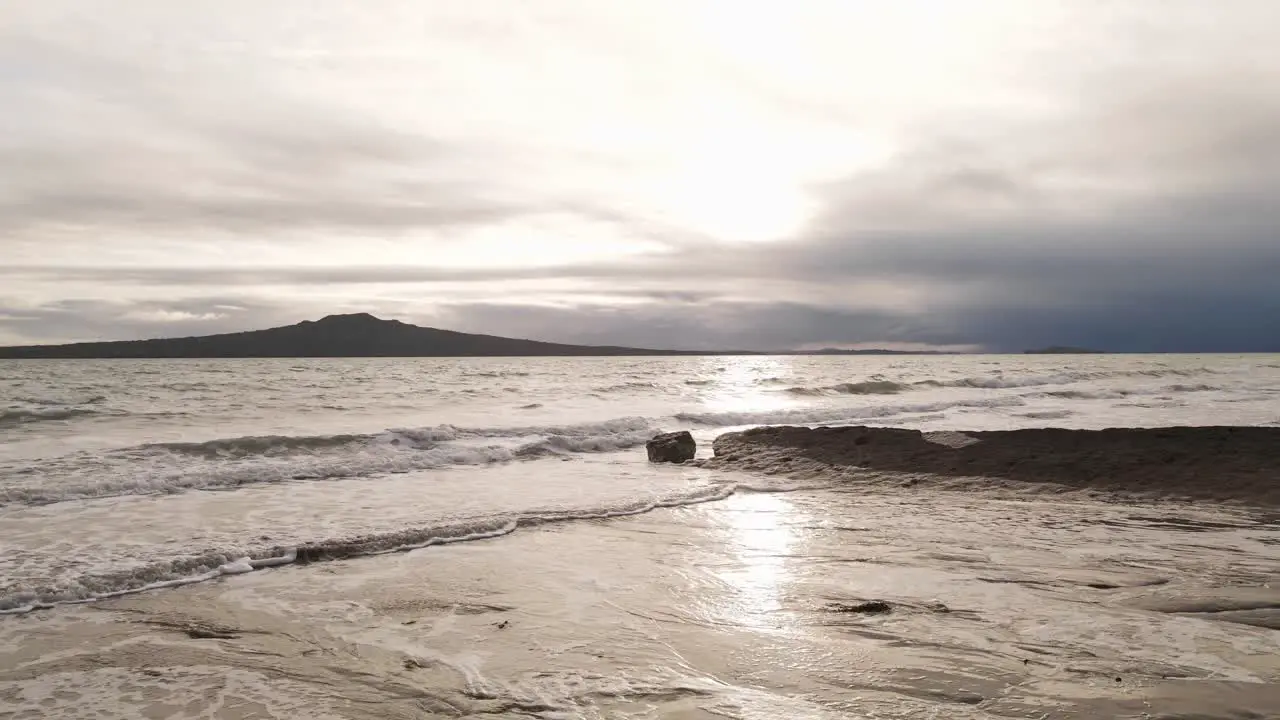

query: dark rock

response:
[827,600,892,614]
[647,431,696,463]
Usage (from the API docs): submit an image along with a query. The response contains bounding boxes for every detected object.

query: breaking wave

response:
[783,380,907,396]
[0,418,661,506]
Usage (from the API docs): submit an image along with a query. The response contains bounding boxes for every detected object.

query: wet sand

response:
[2,483,1277,719]
[706,425,1280,505]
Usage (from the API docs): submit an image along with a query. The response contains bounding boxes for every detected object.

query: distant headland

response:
[1023,346,1106,355]
[0,314,958,359]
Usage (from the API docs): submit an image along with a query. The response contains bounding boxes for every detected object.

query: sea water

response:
[1,355,1278,718]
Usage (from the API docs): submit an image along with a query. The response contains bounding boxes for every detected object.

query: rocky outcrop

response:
[646,431,696,463]
[706,425,1280,505]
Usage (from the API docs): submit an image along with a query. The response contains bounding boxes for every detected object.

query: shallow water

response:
[3,354,1278,612]
[1,354,1278,717]
[2,485,1276,718]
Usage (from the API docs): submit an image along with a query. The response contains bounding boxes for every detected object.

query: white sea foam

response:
[0,481,744,613]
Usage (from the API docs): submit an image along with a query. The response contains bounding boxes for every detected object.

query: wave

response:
[594,381,660,393]
[1043,389,1130,400]
[0,483,743,614]
[11,394,107,406]
[141,417,655,457]
[772,367,1221,399]
[784,380,906,396]
[0,406,100,427]
[924,374,1079,389]
[675,396,1025,427]
[1017,410,1075,420]
[463,371,531,378]
[143,433,370,457]
[1,418,662,506]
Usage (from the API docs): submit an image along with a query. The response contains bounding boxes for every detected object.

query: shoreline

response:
[702,425,1280,506]
[2,487,1276,718]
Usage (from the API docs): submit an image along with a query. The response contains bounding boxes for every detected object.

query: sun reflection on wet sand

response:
[715,491,805,627]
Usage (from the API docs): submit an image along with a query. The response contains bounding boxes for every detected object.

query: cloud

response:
[0,40,538,240]
[0,297,293,346]
[2,2,1279,352]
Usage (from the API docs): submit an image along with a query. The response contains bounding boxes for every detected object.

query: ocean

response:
[2,354,1278,718]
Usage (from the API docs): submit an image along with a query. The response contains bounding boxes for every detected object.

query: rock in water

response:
[827,600,893,614]
[647,431,696,463]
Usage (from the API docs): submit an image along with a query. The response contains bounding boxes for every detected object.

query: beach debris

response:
[827,600,892,614]
[647,431,696,463]
[496,620,510,629]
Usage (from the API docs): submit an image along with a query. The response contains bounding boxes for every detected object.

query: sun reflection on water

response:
[695,356,800,414]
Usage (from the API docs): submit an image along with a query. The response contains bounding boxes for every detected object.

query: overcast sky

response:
[2,1,1278,352]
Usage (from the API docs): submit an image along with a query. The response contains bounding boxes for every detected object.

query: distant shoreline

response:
[5,313,1273,358]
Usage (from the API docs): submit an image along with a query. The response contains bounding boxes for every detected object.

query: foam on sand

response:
[705,425,1280,505]
[0,481,740,614]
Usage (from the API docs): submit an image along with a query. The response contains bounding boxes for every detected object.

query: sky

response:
[2,1,1279,352]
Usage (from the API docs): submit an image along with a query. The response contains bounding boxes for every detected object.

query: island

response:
[0,314,984,359]
[0,314,697,359]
